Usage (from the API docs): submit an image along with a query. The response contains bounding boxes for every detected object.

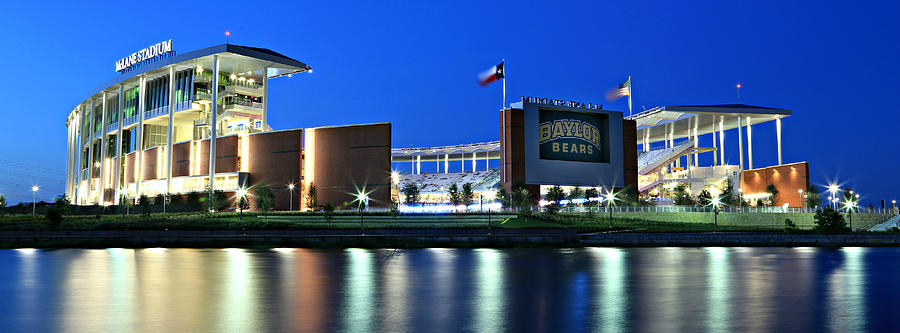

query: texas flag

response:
[478,62,504,86]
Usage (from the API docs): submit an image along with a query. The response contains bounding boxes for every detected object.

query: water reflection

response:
[0,247,895,332]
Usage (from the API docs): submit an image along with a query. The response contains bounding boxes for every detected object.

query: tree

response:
[460,183,475,206]
[0,195,6,208]
[672,184,693,205]
[720,179,738,206]
[697,189,713,207]
[237,194,250,219]
[806,185,822,209]
[447,183,461,206]
[205,189,227,212]
[186,192,201,209]
[255,182,276,217]
[170,193,185,205]
[138,195,152,216]
[401,183,420,205]
[766,184,780,206]
[54,195,71,215]
[584,188,599,207]
[569,186,585,201]
[814,207,849,234]
[496,187,510,209]
[510,182,531,212]
[545,185,566,213]
[322,202,335,222]
[155,193,166,207]
[306,182,318,210]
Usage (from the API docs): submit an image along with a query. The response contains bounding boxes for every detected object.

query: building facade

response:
[65,43,391,210]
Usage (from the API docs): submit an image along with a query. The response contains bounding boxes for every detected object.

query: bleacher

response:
[401,170,500,193]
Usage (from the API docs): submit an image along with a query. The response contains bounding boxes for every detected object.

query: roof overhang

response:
[626,104,791,143]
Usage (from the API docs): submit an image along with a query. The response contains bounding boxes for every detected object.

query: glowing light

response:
[288,183,295,190]
[736,83,742,88]
[225,31,230,36]
[391,171,400,185]
[31,185,39,192]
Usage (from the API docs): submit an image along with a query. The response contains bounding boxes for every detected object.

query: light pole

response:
[31,185,39,216]
[605,189,615,228]
[798,189,804,210]
[828,184,839,209]
[712,196,721,231]
[288,183,295,211]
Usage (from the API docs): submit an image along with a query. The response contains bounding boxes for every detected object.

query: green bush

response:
[814,207,848,234]
[45,208,63,228]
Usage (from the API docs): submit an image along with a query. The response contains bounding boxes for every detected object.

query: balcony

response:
[104,122,119,134]
[145,106,169,120]
[223,98,262,113]
[225,80,263,96]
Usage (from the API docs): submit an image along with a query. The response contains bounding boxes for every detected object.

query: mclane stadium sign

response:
[115,39,174,73]
[521,96,602,110]
[538,109,607,163]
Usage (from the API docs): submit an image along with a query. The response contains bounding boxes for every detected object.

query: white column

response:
[87,99,95,204]
[166,66,175,195]
[711,116,718,166]
[114,84,124,205]
[444,154,449,174]
[718,116,725,166]
[737,116,744,171]
[693,118,699,167]
[65,115,71,199]
[746,116,753,169]
[472,152,477,172]
[415,155,421,174]
[136,75,147,198]
[262,66,269,131]
[99,92,108,204]
[776,117,783,165]
[209,55,219,192]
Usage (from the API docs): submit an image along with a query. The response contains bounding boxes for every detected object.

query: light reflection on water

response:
[0,247,898,332]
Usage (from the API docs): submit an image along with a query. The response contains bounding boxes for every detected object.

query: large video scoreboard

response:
[518,97,625,188]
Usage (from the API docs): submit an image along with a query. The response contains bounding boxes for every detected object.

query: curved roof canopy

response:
[72,44,310,112]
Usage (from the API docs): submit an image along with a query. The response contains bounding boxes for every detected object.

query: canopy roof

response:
[626,104,791,143]
[392,141,501,157]
[72,44,310,111]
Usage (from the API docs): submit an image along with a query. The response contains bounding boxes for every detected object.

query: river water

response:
[0,247,898,332]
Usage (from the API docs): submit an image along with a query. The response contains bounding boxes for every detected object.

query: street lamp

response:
[287,183,295,211]
[827,184,839,209]
[798,189,804,210]
[712,196,722,231]
[843,199,856,230]
[604,189,616,228]
[236,187,248,220]
[31,185,39,216]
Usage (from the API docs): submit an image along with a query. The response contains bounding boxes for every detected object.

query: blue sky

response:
[0,0,897,205]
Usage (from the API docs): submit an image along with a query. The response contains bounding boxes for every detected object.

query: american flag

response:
[606,77,631,101]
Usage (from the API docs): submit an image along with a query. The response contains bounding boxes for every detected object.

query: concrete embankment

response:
[0,229,582,248]
[3,229,900,248]
[582,232,900,247]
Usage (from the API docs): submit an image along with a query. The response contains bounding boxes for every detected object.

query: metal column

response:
[718,116,725,166]
[136,75,147,198]
[99,92,108,204]
[737,116,744,171]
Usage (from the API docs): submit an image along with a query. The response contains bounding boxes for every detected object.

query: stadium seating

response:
[400,170,500,193]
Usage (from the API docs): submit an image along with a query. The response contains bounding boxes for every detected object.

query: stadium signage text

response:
[522,96,602,110]
[115,40,174,73]
[539,119,602,156]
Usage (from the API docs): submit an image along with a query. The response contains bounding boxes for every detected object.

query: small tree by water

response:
[814,207,849,234]
[255,182,276,218]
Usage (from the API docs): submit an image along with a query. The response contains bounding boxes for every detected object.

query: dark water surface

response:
[0,247,899,332]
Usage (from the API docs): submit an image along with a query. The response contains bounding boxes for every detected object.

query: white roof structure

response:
[391,141,500,157]
[627,104,791,143]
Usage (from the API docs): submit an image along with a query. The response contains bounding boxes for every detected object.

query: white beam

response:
[719,116,725,166]
[737,116,744,171]
[99,92,108,204]
[114,85,124,205]
[746,116,753,170]
[166,66,175,196]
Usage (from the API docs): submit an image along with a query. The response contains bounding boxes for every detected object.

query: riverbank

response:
[3,229,900,248]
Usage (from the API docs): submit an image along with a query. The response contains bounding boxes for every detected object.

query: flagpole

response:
[627,75,632,116]
[502,59,506,110]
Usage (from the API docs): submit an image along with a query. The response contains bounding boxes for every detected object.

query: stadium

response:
[65,41,804,211]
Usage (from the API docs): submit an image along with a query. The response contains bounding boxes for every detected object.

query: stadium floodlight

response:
[827,184,839,209]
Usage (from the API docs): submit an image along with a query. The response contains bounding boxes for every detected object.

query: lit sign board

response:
[538,109,608,163]
[521,96,602,110]
[115,40,174,73]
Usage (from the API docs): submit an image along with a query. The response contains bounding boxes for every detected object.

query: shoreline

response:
[1,229,899,248]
